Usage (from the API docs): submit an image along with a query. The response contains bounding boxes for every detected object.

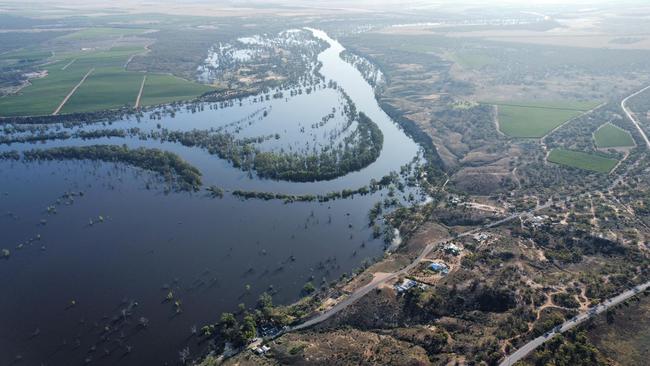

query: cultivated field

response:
[593,123,635,148]
[139,74,214,107]
[488,101,599,138]
[547,148,618,173]
[0,30,214,117]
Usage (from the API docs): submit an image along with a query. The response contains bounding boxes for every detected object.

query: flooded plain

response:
[0,29,421,365]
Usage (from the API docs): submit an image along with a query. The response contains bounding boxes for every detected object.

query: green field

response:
[57,27,150,41]
[489,101,600,138]
[61,67,144,113]
[139,74,213,107]
[0,40,213,116]
[547,149,618,173]
[450,50,497,69]
[485,100,600,111]
[0,60,92,116]
[593,123,635,148]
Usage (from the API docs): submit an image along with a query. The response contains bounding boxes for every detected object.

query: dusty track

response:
[499,281,650,366]
[52,68,94,115]
[135,74,147,108]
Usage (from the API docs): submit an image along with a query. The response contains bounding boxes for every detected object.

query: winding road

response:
[499,281,650,366]
[621,84,650,149]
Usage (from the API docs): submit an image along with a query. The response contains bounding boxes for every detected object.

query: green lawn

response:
[547,149,618,173]
[139,74,213,107]
[594,123,635,148]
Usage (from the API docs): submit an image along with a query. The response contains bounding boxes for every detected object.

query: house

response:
[259,325,280,338]
[444,243,461,256]
[395,279,417,293]
[528,215,549,228]
[473,232,489,242]
[428,262,449,275]
[254,345,271,355]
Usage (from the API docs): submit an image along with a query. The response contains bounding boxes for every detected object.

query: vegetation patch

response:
[156,108,383,182]
[593,123,635,148]
[547,149,618,173]
[19,145,202,191]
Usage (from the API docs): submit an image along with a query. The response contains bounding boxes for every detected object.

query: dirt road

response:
[52,68,94,115]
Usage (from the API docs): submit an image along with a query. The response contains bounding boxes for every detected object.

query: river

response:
[0,29,420,365]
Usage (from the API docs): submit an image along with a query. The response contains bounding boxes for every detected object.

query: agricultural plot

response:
[60,67,143,113]
[449,50,497,69]
[487,100,600,138]
[593,123,635,148]
[547,148,618,173]
[56,27,151,41]
[0,43,213,116]
[0,60,92,116]
[139,74,213,107]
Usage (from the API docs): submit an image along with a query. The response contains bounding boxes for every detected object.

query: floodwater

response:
[0,29,420,365]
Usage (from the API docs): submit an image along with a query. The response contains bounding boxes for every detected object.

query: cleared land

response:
[488,101,599,138]
[594,123,635,148]
[547,148,618,173]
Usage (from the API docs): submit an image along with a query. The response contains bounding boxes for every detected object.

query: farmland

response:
[593,123,635,148]
[488,101,599,138]
[547,148,618,173]
[0,30,214,117]
[138,74,213,107]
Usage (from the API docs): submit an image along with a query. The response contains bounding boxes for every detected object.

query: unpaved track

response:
[135,74,147,108]
[52,68,94,115]
[499,281,650,366]
[61,58,76,70]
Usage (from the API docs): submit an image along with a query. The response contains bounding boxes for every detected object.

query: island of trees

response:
[12,145,203,191]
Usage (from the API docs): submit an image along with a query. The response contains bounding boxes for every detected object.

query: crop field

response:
[487,100,600,138]
[547,148,618,173]
[449,50,497,69]
[139,74,214,107]
[593,123,635,148]
[56,27,151,41]
[0,43,213,116]
[60,67,143,113]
